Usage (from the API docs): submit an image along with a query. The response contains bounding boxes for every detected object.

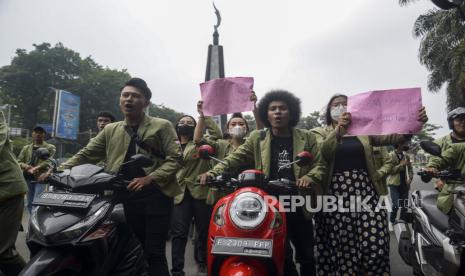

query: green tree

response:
[399,1,465,110]
[0,43,82,129]
[66,63,130,132]
[0,42,130,133]
[411,123,443,152]
[297,111,323,130]
[148,103,183,125]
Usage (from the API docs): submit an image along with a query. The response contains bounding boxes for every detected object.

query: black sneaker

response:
[195,263,207,276]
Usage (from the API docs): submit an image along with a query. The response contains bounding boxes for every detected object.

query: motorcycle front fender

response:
[19,248,82,276]
[219,257,270,276]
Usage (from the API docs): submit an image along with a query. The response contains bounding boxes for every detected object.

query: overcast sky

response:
[0,0,451,137]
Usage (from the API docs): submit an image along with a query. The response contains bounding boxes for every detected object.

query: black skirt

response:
[315,169,390,275]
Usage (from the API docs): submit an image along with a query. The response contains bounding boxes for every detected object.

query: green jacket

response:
[373,146,394,186]
[204,117,223,141]
[433,134,465,213]
[174,140,212,204]
[62,115,183,198]
[320,129,406,196]
[311,125,333,145]
[18,141,56,176]
[208,128,326,214]
[0,111,27,201]
[386,151,413,186]
[205,139,238,205]
[427,142,465,213]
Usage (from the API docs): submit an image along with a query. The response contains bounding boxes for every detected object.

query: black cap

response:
[33,126,46,133]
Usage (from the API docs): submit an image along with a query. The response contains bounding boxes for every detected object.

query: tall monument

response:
[205,3,227,129]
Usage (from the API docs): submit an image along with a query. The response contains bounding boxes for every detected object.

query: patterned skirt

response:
[315,169,390,275]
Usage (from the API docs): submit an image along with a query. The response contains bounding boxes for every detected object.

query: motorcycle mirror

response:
[129,154,154,167]
[420,141,442,157]
[198,145,215,160]
[420,174,433,183]
[296,151,313,167]
[36,148,50,160]
[431,0,463,10]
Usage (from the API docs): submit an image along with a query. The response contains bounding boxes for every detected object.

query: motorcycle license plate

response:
[33,192,96,209]
[212,237,273,258]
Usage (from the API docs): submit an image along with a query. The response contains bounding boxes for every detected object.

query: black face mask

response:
[177,125,194,136]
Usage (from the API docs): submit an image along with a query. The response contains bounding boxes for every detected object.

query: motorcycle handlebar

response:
[203,177,312,192]
[205,177,238,190]
[417,169,465,183]
[268,179,312,192]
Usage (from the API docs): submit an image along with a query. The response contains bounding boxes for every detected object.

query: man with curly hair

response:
[200,90,325,276]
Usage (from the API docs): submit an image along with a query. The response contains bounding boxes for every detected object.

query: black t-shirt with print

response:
[269,135,295,181]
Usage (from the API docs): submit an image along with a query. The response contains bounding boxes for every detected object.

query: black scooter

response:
[20,151,152,276]
[395,141,465,276]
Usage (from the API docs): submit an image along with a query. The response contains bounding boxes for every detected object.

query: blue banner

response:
[54,90,80,140]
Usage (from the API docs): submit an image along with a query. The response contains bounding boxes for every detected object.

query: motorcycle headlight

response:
[50,203,110,242]
[229,192,267,230]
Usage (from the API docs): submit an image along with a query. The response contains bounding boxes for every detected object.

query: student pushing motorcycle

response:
[37,78,182,276]
[394,140,465,276]
[199,90,325,276]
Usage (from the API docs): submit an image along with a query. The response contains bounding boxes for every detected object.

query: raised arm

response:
[251,91,264,130]
[194,100,222,144]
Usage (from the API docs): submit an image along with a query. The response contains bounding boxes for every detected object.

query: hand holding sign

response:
[347,88,427,135]
[200,77,255,116]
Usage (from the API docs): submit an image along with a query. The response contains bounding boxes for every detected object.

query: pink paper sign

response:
[347,88,422,135]
[200,77,254,116]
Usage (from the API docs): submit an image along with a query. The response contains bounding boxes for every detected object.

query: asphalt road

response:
[15,168,434,276]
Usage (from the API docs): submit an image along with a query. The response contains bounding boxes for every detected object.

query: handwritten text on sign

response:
[200,77,254,116]
[347,88,422,135]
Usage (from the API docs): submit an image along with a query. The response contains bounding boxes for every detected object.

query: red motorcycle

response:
[197,145,313,276]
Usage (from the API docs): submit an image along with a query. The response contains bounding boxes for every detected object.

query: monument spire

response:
[205,2,226,129]
[213,2,221,45]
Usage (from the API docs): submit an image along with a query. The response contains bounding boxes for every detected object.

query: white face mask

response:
[330,104,347,121]
[229,125,247,138]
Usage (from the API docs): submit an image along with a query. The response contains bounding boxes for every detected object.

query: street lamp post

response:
[7,104,17,126]
[0,104,17,126]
